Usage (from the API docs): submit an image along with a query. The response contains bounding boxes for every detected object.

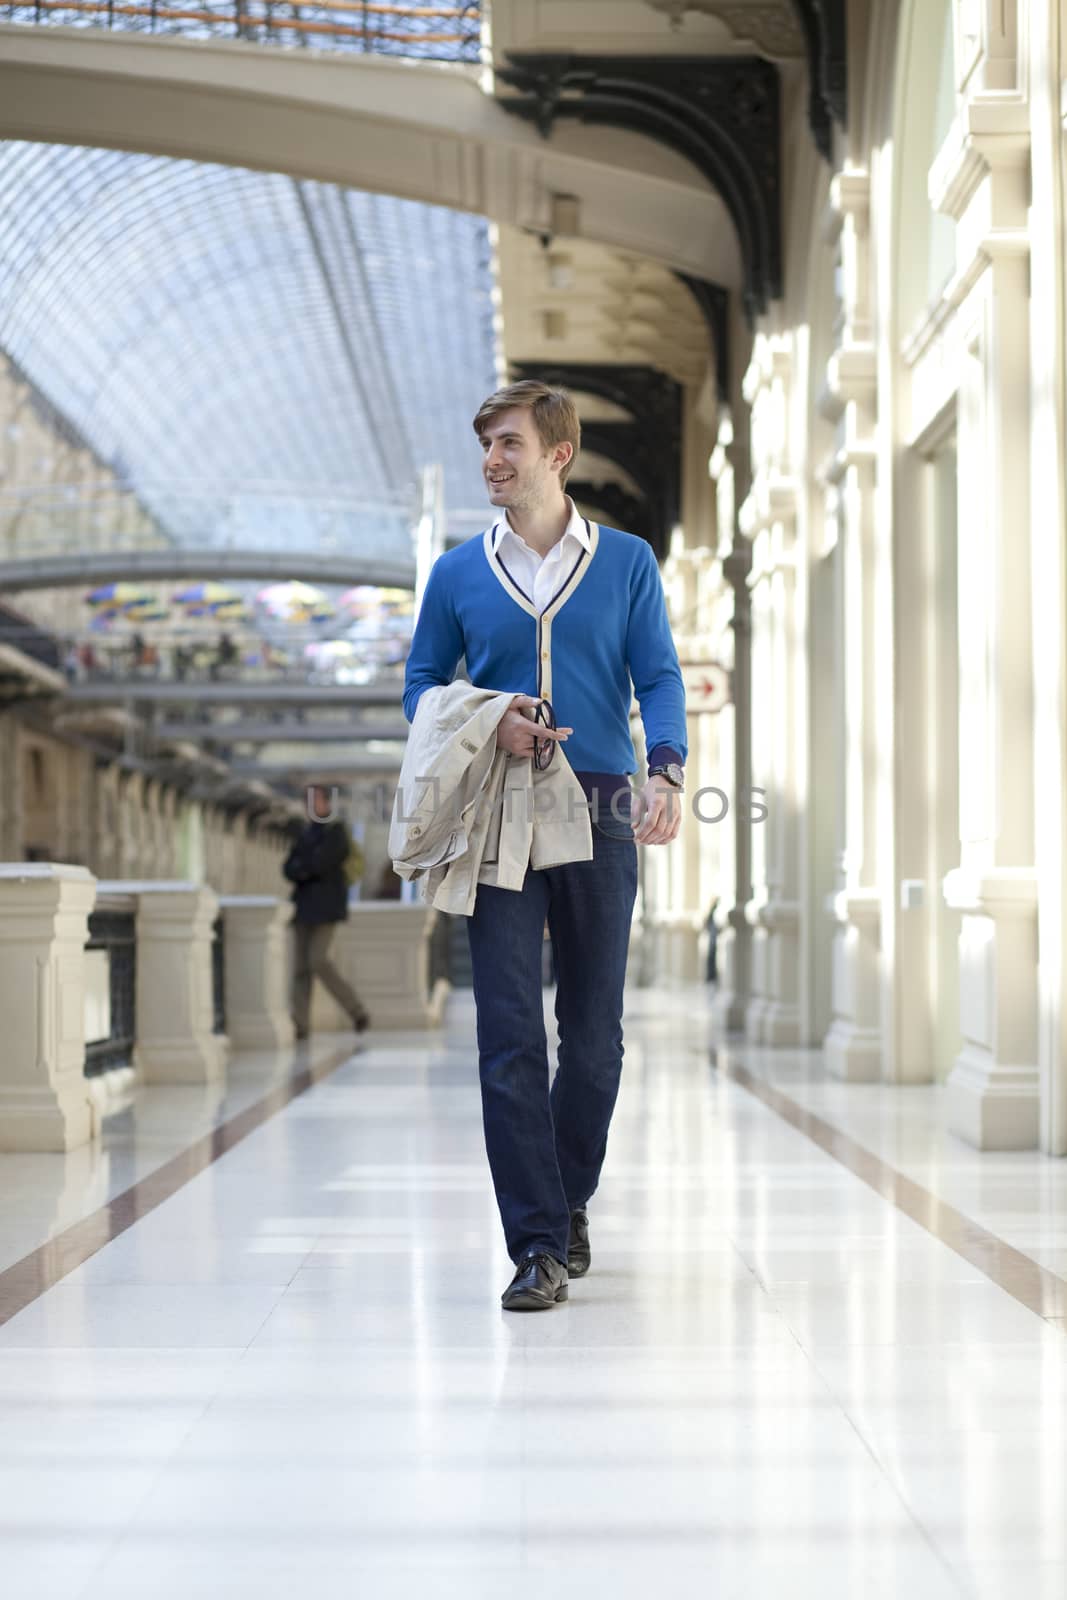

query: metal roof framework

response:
[0,140,498,559]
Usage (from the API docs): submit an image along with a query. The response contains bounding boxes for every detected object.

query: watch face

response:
[667,763,684,788]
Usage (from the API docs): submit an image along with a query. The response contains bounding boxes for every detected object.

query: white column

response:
[930,24,1036,1147]
[655,542,715,983]
[1027,0,1067,1154]
[0,863,97,1152]
[741,333,803,1045]
[220,895,295,1049]
[819,168,885,1082]
[708,414,752,1033]
[101,880,228,1083]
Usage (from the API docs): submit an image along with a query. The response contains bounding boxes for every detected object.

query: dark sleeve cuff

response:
[647,744,685,775]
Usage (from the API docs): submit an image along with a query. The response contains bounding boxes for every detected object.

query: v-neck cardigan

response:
[403,522,687,777]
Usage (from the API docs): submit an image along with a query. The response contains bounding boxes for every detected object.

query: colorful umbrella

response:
[304,639,360,662]
[124,604,171,623]
[337,585,380,618]
[257,581,333,622]
[86,582,155,607]
[172,582,243,610]
[377,587,414,616]
[338,585,413,619]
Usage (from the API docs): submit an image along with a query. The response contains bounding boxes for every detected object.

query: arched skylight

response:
[0,142,498,559]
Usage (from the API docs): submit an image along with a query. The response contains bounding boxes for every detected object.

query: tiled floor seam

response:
[712,1050,1067,1331]
[0,1040,358,1328]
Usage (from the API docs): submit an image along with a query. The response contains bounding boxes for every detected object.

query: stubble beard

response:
[492,462,552,518]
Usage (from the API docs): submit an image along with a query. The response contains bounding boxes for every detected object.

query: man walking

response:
[403,381,686,1310]
[284,784,369,1040]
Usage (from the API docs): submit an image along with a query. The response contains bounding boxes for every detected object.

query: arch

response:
[0,25,743,287]
[496,53,780,314]
[511,360,682,554]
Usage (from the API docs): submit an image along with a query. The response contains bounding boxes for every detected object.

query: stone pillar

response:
[929,20,1036,1147]
[820,168,885,1082]
[740,333,803,1045]
[101,880,228,1083]
[0,863,97,1152]
[220,895,295,1049]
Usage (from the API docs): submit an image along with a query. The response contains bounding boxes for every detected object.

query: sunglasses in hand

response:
[531,697,558,771]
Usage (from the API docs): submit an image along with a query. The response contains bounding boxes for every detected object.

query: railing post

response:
[97,880,229,1083]
[220,895,295,1048]
[0,863,98,1152]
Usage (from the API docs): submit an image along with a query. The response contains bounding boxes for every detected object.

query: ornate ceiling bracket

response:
[511,360,682,556]
[791,0,847,161]
[581,422,676,558]
[675,275,730,402]
[496,54,782,317]
[568,481,655,547]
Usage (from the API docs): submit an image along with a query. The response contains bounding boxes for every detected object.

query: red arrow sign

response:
[680,662,731,712]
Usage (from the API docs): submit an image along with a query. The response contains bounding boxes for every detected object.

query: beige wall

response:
[0,711,290,892]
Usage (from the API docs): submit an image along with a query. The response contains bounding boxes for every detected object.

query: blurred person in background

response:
[283,784,370,1040]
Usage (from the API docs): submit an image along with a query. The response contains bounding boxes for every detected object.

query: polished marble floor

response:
[1,986,1066,1599]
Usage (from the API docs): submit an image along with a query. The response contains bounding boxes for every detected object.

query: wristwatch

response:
[649,762,685,791]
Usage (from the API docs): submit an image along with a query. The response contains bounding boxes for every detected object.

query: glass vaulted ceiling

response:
[0,142,498,557]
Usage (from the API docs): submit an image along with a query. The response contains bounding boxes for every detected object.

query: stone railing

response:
[0,863,447,1151]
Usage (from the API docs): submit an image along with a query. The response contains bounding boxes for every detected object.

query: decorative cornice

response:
[496,53,782,315]
[942,867,1039,917]
[740,472,800,545]
[642,1,805,60]
[826,342,877,406]
[929,97,1030,222]
[830,166,870,222]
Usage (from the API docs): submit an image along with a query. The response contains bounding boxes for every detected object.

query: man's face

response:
[478,407,570,513]
[308,785,332,820]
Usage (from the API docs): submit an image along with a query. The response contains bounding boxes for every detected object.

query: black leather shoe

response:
[501,1252,568,1311]
[567,1209,591,1278]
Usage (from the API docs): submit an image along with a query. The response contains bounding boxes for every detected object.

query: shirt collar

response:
[492,497,591,555]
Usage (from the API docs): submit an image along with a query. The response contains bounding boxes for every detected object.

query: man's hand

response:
[495,694,573,758]
[632,774,684,845]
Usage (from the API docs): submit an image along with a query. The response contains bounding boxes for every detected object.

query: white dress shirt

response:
[491,497,592,615]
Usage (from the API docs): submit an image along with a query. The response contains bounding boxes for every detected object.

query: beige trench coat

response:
[388,682,593,915]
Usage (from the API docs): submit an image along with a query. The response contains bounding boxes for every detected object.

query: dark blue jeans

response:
[466,804,638,1265]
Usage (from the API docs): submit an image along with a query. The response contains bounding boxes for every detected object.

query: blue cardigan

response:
[403,522,687,775]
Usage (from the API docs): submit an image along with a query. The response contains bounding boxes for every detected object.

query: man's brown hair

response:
[472,380,581,488]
